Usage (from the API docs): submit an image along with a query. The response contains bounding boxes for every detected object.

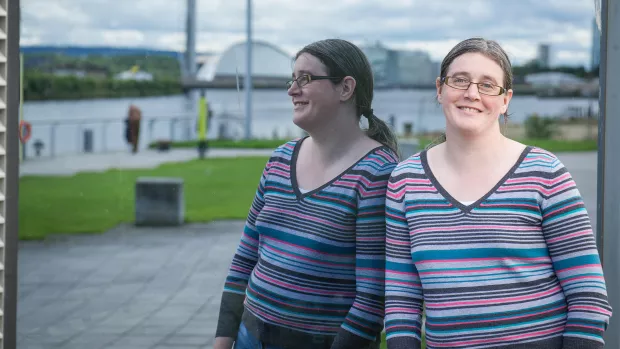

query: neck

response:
[305,110,365,162]
[442,123,506,171]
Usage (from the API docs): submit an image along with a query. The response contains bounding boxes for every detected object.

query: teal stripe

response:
[412,247,549,261]
[544,207,588,222]
[259,226,355,254]
[422,269,553,284]
[262,241,353,267]
[554,255,602,270]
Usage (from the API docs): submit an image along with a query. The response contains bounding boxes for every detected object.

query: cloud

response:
[21,0,599,67]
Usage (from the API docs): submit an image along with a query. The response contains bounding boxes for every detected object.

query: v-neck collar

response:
[290,136,388,200]
[420,146,533,214]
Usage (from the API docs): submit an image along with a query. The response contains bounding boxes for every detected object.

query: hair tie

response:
[363,108,374,118]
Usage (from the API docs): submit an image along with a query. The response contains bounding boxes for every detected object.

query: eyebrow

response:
[450,71,500,85]
[292,70,313,78]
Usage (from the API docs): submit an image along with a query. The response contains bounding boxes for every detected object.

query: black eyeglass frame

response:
[440,76,507,96]
[286,74,344,89]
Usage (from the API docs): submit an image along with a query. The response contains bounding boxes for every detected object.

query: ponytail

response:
[362,108,399,155]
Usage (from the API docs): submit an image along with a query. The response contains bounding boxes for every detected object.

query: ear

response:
[340,76,356,102]
[435,77,443,102]
[500,88,514,114]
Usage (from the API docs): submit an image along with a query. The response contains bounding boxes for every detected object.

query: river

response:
[22,89,598,157]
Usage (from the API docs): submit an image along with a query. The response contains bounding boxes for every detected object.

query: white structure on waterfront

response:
[196,40,292,81]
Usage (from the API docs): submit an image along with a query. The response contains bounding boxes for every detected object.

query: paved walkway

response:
[15,151,600,349]
[19,148,274,177]
[18,221,244,349]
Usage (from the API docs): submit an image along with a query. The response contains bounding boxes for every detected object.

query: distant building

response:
[115,70,154,81]
[196,40,292,82]
[537,44,551,68]
[360,42,437,87]
[591,18,601,71]
[525,72,584,87]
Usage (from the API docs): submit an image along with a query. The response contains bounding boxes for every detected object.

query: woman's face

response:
[437,52,513,136]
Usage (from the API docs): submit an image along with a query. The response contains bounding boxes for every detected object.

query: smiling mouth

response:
[458,106,483,113]
[294,101,309,106]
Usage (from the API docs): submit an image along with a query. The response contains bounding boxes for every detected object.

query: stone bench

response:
[135,177,185,226]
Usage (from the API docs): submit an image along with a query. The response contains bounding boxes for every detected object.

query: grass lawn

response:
[153,137,597,153]
[19,156,270,240]
[148,138,291,150]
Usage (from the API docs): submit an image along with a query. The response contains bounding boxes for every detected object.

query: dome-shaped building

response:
[197,40,293,82]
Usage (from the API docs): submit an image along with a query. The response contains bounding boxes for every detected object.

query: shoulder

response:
[516,146,569,176]
[263,138,302,168]
[357,146,400,179]
[389,150,425,180]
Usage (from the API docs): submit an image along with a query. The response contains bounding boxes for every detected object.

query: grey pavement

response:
[19,148,274,177]
[18,221,245,349]
[15,151,599,349]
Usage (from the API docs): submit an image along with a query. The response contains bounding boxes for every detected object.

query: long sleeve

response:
[540,157,612,349]
[215,158,272,338]
[384,168,424,349]
[330,162,396,349]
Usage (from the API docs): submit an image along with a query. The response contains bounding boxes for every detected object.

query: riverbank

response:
[148,135,598,153]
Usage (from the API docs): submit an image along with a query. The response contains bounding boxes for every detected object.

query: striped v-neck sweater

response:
[385,146,612,349]
[216,138,399,349]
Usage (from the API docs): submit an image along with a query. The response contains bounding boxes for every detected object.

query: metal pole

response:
[50,123,57,157]
[185,0,197,79]
[596,0,619,347]
[244,0,253,139]
[4,0,21,347]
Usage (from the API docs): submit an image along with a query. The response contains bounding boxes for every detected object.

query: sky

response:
[22,0,601,67]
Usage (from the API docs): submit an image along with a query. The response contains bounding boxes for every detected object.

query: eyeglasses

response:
[441,76,506,96]
[286,74,343,89]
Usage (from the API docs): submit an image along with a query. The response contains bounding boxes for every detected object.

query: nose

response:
[464,82,481,101]
[287,81,300,96]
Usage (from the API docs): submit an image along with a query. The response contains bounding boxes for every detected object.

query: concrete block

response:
[398,140,420,161]
[135,177,184,226]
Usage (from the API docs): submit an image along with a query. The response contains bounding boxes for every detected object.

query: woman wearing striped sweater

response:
[385,37,612,349]
[213,39,400,349]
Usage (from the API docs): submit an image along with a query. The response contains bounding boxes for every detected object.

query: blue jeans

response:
[234,322,286,349]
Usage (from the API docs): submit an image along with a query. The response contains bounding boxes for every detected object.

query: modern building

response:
[360,42,437,88]
[537,43,551,68]
[196,40,292,82]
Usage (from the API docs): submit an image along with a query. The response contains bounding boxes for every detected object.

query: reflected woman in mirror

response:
[214,38,399,349]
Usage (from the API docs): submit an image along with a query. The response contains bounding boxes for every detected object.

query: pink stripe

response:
[560,275,605,285]
[417,257,551,265]
[265,236,349,257]
[386,237,410,246]
[261,243,346,268]
[262,207,349,230]
[547,230,591,243]
[386,308,423,314]
[506,172,570,186]
[311,193,352,206]
[415,225,539,233]
[246,283,348,314]
[426,286,561,308]
[543,202,582,218]
[253,269,356,297]
[569,305,612,316]
[428,326,564,347]
[269,169,289,177]
[556,264,601,273]
[428,304,567,327]
[245,304,337,332]
[419,264,546,276]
